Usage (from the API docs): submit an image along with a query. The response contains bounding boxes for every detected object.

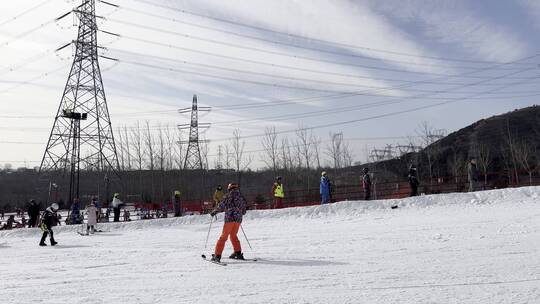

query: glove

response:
[210,211,217,217]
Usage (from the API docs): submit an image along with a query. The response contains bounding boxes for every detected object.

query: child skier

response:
[210,183,247,263]
[39,203,59,246]
[85,201,98,235]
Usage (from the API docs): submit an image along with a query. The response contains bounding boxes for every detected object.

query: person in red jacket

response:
[210,183,247,263]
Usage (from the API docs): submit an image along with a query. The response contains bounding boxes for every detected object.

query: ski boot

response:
[211,254,221,263]
[51,240,58,246]
[39,242,47,246]
[229,251,245,260]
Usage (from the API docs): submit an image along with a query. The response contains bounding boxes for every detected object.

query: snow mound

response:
[1,186,539,239]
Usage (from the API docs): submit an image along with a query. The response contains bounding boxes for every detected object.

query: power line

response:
[206,54,540,142]
[111,48,524,95]
[106,38,540,88]
[0,63,69,94]
[105,17,539,80]
[125,0,534,66]
[110,3,531,72]
[0,48,58,77]
[111,57,538,98]
[0,0,53,28]
[0,15,60,49]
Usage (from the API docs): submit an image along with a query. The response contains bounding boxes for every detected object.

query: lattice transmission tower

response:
[39,0,120,204]
[179,94,211,170]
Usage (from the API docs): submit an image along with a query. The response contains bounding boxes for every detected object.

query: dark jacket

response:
[214,188,247,223]
[468,162,479,182]
[408,171,419,187]
[362,174,372,190]
[41,207,56,229]
[28,203,40,218]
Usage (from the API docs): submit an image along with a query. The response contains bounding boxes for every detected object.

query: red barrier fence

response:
[126,170,540,215]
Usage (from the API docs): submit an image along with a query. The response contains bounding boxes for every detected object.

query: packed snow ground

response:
[1,187,540,304]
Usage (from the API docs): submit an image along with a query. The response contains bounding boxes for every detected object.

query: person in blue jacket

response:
[320,171,331,204]
[70,198,81,224]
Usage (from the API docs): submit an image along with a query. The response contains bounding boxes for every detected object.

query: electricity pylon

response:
[39,0,120,205]
[178,94,210,170]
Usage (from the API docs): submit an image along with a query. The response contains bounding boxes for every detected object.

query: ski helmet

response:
[363,167,369,173]
[227,183,238,190]
[321,171,327,176]
[51,203,59,211]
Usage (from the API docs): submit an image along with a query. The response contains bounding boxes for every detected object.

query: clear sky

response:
[1,0,539,169]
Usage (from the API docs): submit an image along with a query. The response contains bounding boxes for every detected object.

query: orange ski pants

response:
[214,222,242,256]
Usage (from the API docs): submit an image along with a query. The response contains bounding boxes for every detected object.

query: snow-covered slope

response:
[1,187,539,303]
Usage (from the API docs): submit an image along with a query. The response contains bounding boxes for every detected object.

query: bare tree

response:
[261,126,279,172]
[341,139,354,168]
[230,129,253,183]
[280,136,294,171]
[130,121,145,197]
[296,127,313,170]
[476,143,492,186]
[214,145,224,170]
[116,127,126,171]
[144,121,156,200]
[123,126,132,170]
[416,122,443,186]
[174,128,184,170]
[514,139,535,185]
[447,146,464,185]
[157,125,167,201]
[311,134,322,170]
[200,138,210,170]
[224,143,232,170]
[505,119,520,185]
[326,132,343,169]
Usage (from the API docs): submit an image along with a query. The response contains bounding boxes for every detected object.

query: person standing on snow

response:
[111,193,123,222]
[85,201,98,235]
[210,183,247,263]
[173,191,182,217]
[39,203,59,246]
[70,198,82,224]
[468,158,479,192]
[27,199,40,228]
[320,171,331,204]
[408,165,420,197]
[213,186,224,208]
[91,197,101,222]
[272,176,285,209]
[362,168,372,200]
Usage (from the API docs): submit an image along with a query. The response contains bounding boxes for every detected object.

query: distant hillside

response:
[362,105,540,186]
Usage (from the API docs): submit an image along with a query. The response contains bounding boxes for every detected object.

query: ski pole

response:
[240,224,253,250]
[204,216,215,249]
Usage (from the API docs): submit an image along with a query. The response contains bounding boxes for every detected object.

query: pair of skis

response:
[77,230,104,236]
[201,254,257,266]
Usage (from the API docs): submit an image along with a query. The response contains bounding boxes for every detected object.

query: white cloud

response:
[179,0,454,74]
[369,0,530,62]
